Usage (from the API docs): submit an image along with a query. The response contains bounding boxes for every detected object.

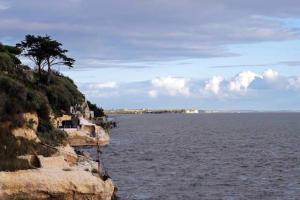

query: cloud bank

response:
[150,76,190,97]
[1,0,300,66]
[78,69,300,109]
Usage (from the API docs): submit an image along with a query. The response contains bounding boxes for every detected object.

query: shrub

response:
[0,75,50,127]
[38,128,68,147]
[0,158,32,171]
[45,75,84,115]
[0,52,15,71]
[0,44,21,72]
[0,41,90,171]
[87,101,106,117]
[0,129,56,171]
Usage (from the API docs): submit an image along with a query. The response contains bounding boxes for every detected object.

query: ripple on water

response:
[81,113,300,200]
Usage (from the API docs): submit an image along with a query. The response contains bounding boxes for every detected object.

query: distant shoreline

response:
[105,109,300,115]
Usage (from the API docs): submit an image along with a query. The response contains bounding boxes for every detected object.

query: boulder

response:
[66,130,109,146]
[11,112,40,142]
[0,169,115,200]
[54,144,78,166]
[23,112,39,131]
[12,127,40,142]
[38,156,69,169]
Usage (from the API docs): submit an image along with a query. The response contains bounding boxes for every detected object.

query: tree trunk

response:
[38,64,42,84]
[46,59,51,85]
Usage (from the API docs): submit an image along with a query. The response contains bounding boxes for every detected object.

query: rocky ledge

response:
[0,169,115,200]
[0,149,117,200]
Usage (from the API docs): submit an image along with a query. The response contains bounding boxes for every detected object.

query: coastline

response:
[0,111,117,199]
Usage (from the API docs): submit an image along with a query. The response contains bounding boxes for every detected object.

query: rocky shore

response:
[0,168,115,200]
[0,38,117,199]
[0,112,117,200]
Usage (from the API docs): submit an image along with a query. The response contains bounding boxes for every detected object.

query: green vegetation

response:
[0,74,49,126]
[0,35,87,171]
[0,128,55,171]
[0,43,21,72]
[87,100,106,118]
[17,35,75,84]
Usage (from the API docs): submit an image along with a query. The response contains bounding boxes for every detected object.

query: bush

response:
[0,42,89,171]
[87,101,106,117]
[45,74,84,115]
[38,128,68,146]
[0,128,57,171]
[0,75,50,127]
[0,44,21,72]
[0,52,15,71]
[0,158,32,171]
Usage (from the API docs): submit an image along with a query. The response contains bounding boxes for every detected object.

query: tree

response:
[87,101,106,118]
[17,35,75,83]
[0,43,21,71]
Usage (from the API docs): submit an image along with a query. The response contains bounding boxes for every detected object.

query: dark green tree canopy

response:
[87,101,106,118]
[17,35,75,82]
[0,43,21,70]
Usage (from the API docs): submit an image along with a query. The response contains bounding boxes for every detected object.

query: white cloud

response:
[205,76,224,95]
[88,81,118,89]
[148,90,158,98]
[228,71,262,92]
[150,76,190,97]
[77,69,300,106]
[263,68,279,80]
[287,77,300,89]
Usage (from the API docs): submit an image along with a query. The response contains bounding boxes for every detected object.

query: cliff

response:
[0,165,115,200]
[0,43,115,199]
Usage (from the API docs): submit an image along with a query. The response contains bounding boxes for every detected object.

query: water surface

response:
[86,113,300,199]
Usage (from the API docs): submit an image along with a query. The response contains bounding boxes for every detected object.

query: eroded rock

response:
[0,169,115,200]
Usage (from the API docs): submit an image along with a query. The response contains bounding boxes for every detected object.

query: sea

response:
[79,113,300,200]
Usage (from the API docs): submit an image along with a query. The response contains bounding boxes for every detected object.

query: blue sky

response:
[1,0,300,110]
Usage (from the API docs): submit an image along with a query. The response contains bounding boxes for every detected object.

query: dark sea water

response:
[83,113,300,200]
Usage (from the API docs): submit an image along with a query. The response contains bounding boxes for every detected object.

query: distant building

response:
[185,109,199,114]
[70,99,94,120]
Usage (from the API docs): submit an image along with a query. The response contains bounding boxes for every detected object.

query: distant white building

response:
[185,109,199,114]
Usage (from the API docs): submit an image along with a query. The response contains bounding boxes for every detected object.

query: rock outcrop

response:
[0,169,115,200]
[1,112,115,199]
[11,112,40,142]
[54,144,78,166]
[66,126,110,146]
[11,127,40,142]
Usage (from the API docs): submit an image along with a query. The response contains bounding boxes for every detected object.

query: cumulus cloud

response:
[205,76,224,95]
[228,71,262,92]
[287,77,300,90]
[76,69,300,110]
[150,76,190,97]
[148,90,158,98]
[262,68,279,80]
[77,81,119,98]
[215,69,282,95]
[79,69,292,100]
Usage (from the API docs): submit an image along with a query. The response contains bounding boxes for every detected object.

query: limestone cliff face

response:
[1,112,116,199]
[0,169,115,200]
[66,125,110,146]
[11,112,40,142]
[54,144,78,166]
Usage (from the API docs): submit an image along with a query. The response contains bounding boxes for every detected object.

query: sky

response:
[1,0,300,110]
